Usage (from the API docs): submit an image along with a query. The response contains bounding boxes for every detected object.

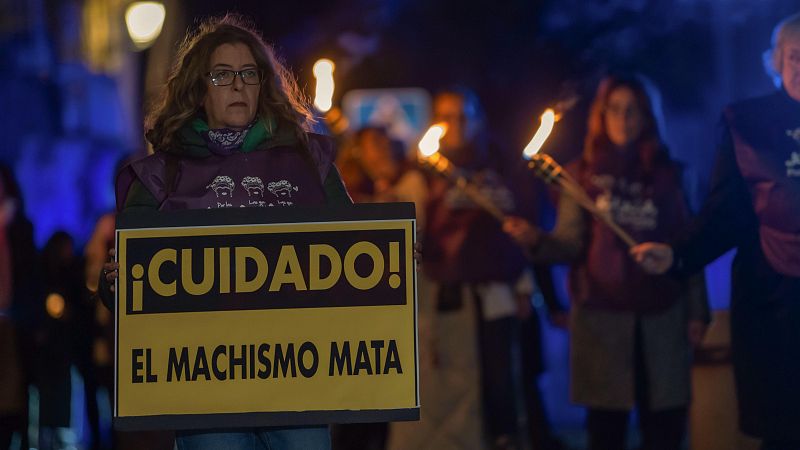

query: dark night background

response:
[0,0,796,446]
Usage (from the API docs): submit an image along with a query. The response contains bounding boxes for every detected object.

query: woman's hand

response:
[688,319,708,348]
[502,216,542,248]
[103,248,119,292]
[413,241,422,263]
[629,242,673,275]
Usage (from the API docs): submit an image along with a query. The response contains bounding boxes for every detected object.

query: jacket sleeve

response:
[323,164,354,206]
[97,179,160,311]
[527,189,588,265]
[670,117,757,276]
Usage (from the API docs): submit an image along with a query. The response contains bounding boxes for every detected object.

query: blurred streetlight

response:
[125,1,166,50]
[45,293,65,319]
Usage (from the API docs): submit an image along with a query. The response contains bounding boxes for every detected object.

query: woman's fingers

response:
[630,243,673,274]
[503,217,539,246]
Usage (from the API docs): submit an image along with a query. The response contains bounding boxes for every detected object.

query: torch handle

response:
[454,176,508,222]
[527,155,639,248]
[421,153,508,222]
[557,180,639,248]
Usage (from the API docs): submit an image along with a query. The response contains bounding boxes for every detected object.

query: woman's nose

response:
[232,73,244,90]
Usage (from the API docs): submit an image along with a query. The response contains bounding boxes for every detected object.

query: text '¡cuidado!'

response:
[131,340,403,383]
[127,241,405,313]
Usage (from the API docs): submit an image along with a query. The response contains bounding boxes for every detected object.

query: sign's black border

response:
[116,202,416,229]
[114,408,420,431]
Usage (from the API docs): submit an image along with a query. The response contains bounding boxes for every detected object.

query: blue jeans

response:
[176,426,331,450]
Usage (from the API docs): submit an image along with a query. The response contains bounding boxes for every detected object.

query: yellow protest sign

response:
[114,204,418,430]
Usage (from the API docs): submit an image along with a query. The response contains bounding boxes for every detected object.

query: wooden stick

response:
[420,153,508,221]
[453,176,508,222]
[528,155,639,248]
[557,179,639,248]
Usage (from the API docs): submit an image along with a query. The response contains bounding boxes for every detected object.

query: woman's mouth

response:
[229,102,247,107]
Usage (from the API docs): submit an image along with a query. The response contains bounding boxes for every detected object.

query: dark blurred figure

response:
[37,231,88,449]
[0,164,38,450]
[84,212,116,449]
[511,169,569,450]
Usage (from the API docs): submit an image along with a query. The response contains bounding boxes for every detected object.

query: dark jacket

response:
[671,90,800,440]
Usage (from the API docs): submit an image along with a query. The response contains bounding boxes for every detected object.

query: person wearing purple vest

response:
[99,14,351,450]
[632,13,800,450]
[504,75,709,450]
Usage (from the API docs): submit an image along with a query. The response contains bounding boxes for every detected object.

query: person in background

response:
[37,231,86,450]
[100,14,351,450]
[0,166,29,450]
[337,126,428,223]
[417,88,530,450]
[504,74,709,450]
[631,12,800,450]
[510,167,569,450]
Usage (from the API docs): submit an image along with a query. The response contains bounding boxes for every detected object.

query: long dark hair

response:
[145,14,313,152]
[583,74,667,174]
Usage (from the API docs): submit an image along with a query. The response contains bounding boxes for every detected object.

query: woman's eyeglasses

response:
[207,69,263,86]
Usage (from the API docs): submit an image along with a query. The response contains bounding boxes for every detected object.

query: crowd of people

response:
[1,10,798,450]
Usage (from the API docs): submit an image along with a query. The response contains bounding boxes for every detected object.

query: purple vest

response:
[422,158,526,284]
[116,135,334,212]
[571,152,688,313]
[726,92,800,277]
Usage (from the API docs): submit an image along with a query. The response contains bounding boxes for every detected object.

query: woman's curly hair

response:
[145,14,313,152]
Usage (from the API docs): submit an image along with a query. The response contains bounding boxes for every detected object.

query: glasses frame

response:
[206,69,264,86]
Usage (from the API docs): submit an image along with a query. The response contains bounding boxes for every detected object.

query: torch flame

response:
[522,108,556,159]
[313,59,335,113]
[418,124,448,157]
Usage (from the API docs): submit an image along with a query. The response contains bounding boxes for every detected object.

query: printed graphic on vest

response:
[786,152,800,177]
[591,175,659,230]
[205,176,301,208]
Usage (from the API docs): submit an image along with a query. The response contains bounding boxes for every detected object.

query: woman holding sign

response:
[100,14,351,450]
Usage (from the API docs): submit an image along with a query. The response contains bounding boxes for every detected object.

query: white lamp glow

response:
[125,2,166,50]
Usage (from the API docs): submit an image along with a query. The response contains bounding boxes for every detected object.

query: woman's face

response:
[781,37,800,102]
[604,86,645,148]
[203,43,261,129]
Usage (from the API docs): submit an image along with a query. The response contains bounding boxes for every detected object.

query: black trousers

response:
[586,322,687,450]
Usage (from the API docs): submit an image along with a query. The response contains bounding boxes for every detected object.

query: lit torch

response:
[313,58,348,134]
[417,124,508,221]
[524,109,638,247]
